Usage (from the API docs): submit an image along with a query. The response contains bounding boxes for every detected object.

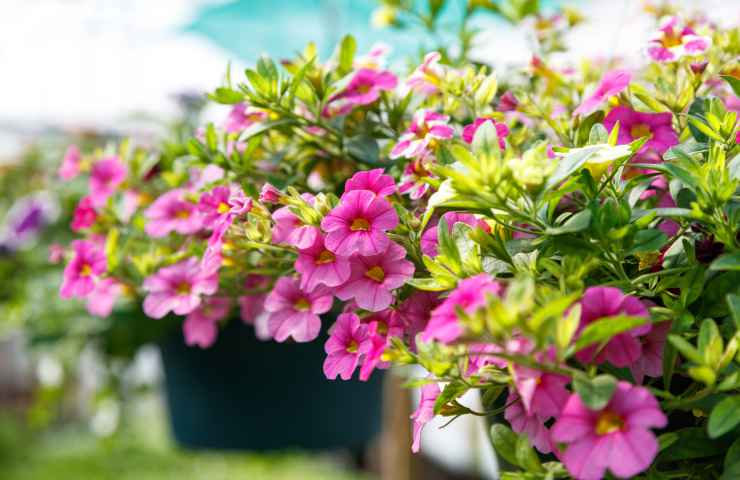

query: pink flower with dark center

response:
[323,312,372,380]
[59,145,81,180]
[411,382,441,453]
[224,103,268,133]
[70,196,97,232]
[504,390,554,454]
[183,297,230,349]
[60,240,106,299]
[321,189,398,257]
[142,257,219,319]
[86,278,122,317]
[647,16,712,63]
[335,241,414,312]
[575,286,651,368]
[271,194,321,250]
[462,117,509,149]
[420,212,491,257]
[407,52,445,95]
[603,106,678,155]
[630,321,671,384]
[551,381,667,480]
[89,156,127,208]
[421,274,503,344]
[344,168,396,198]
[574,69,632,116]
[390,109,454,159]
[264,277,333,342]
[327,68,397,115]
[145,189,204,238]
[294,234,351,292]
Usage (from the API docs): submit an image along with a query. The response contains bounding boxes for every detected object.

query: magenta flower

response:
[58,144,81,180]
[420,212,491,257]
[327,68,397,115]
[60,240,107,299]
[551,381,667,480]
[189,164,225,190]
[264,277,333,343]
[647,16,712,63]
[462,117,509,149]
[183,297,230,349]
[145,189,204,238]
[407,52,444,95]
[86,278,121,317]
[498,91,519,112]
[142,257,218,319]
[390,109,454,159]
[513,362,570,418]
[259,183,283,204]
[70,196,97,232]
[321,189,398,257]
[504,390,553,454]
[335,241,414,312]
[630,321,671,384]
[575,287,651,368]
[294,235,351,292]
[199,185,252,247]
[358,309,405,380]
[223,103,267,133]
[422,274,503,344]
[574,69,632,116]
[344,168,396,198]
[604,106,678,156]
[271,194,321,250]
[398,155,435,200]
[89,156,127,208]
[323,313,372,380]
[396,292,440,342]
[411,382,441,453]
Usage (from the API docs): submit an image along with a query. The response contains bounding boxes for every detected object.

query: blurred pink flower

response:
[183,297,230,348]
[86,278,122,318]
[603,106,678,155]
[145,189,204,238]
[411,382,441,453]
[58,145,81,180]
[89,156,127,208]
[60,240,107,299]
[574,69,632,116]
[647,16,711,63]
[224,103,267,133]
[462,117,509,148]
[142,257,218,319]
[505,390,554,454]
[390,109,454,159]
[398,155,435,200]
[630,321,671,384]
[326,68,397,115]
[71,196,97,232]
[407,52,444,95]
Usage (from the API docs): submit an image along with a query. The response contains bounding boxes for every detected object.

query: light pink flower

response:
[144,189,204,238]
[271,194,321,250]
[398,155,435,200]
[390,109,454,159]
[647,16,712,63]
[513,362,570,418]
[142,257,219,319]
[183,297,230,348]
[575,287,651,368]
[189,164,225,190]
[407,52,444,95]
[48,243,65,264]
[238,275,270,339]
[321,189,398,257]
[411,382,441,453]
[630,321,671,384]
[323,312,372,380]
[551,381,667,480]
[462,117,509,149]
[264,277,333,342]
[603,106,678,155]
[86,278,121,317]
[89,156,127,208]
[354,43,390,69]
[70,196,97,232]
[505,390,553,454]
[574,69,632,116]
[335,241,414,312]
[344,168,396,198]
[59,145,81,180]
[60,240,107,299]
[326,68,397,115]
[199,185,252,246]
[294,234,351,292]
[420,212,491,257]
[224,103,267,133]
[422,274,503,344]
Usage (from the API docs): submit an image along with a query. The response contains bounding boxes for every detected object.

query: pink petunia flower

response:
[411,382,441,453]
[513,361,570,418]
[575,286,651,368]
[60,240,107,299]
[323,312,372,380]
[59,145,81,180]
[462,117,509,149]
[199,185,252,247]
[264,277,333,342]
[294,234,352,292]
[224,103,268,133]
[407,52,445,95]
[70,196,97,232]
[398,155,435,200]
[551,381,668,480]
[142,257,219,319]
[344,168,396,198]
[647,16,712,63]
[86,278,122,317]
[89,156,127,208]
[603,106,678,156]
[358,309,405,380]
[271,194,321,250]
[238,275,270,340]
[321,189,398,257]
[630,321,671,384]
[335,241,414,312]
[421,274,503,344]
[574,69,632,116]
[504,390,554,454]
[144,189,204,238]
[354,43,390,70]
[396,291,440,343]
[390,109,454,159]
[420,212,491,257]
[183,296,230,348]
[326,68,397,115]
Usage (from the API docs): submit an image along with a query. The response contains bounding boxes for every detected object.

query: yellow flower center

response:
[316,250,336,265]
[376,321,388,335]
[176,209,191,219]
[630,123,652,139]
[217,202,230,214]
[346,340,359,353]
[357,84,371,94]
[350,218,371,231]
[176,282,191,295]
[661,32,683,48]
[80,264,92,276]
[365,265,385,282]
[294,297,311,311]
[595,411,625,435]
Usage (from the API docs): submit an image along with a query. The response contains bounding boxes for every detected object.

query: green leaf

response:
[573,315,648,352]
[710,253,740,272]
[660,427,733,461]
[489,424,520,468]
[668,334,703,365]
[515,434,545,473]
[729,153,740,181]
[728,294,740,329]
[545,209,591,235]
[434,380,470,415]
[337,35,356,76]
[406,277,450,291]
[708,396,740,438]
[721,75,740,97]
[345,134,380,165]
[208,87,243,104]
[545,145,601,189]
[688,97,709,143]
[629,228,668,254]
[724,437,740,473]
[573,373,617,410]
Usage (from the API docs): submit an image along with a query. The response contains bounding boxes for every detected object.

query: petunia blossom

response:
[271,194,321,250]
[142,257,219,319]
[603,106,678,155]
[420,212,491,257]
[58,144,81,180]
[321,189,398,257]
[504,390,553,454]
[647,16,712,63]
[344,168,396,198]
[89,156,128,208]
[264,277,333,343]
[70,196,97,232]
[60,240,107,299]
[551,381,667,480]
[410,382,441,453]
[407,52,445,95]
[335,241,414,312]
[630,321,671,384]
[294,234,351,292]
[86,278,122,318]
[390,109,454,160]
[574,69,632,116]
[323,312,372,380]
[326,68,397,115]
[145,189,204,238]
[462,117,509,149]
[513,361,570,418]
[358,309,405,380]
[223,103,268,133]
[398,155,435,200]
[183,297,230,349]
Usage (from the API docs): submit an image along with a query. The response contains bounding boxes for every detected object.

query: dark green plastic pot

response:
[158,317,383,451]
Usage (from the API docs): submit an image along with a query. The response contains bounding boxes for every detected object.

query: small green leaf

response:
[515,434,545,473]
[728,294,740,329]
[721,75,740,97]
[208,87,243,104]
[710,253,740,272]
[629,228,668,254]
[545,209,591,235]
[708,396,740,438]
[489,424,520,468]
[545,145,601,189]
[668,334,703,365]
[337,35,356,76]
[573,374,617,410]
[573,315,648,352]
